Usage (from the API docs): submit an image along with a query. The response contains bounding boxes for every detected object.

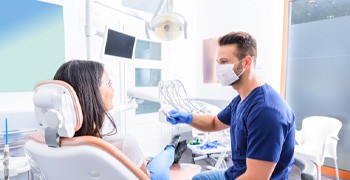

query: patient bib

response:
[102,120,144,168]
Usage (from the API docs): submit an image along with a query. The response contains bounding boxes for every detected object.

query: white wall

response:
[193,0,285,101]
[0,0,284,113]
[0,0,156,113]
[0,0,285,147]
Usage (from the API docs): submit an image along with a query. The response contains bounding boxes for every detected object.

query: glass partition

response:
[285,0,350,171]
[135,39,161,60]
[135,68,161,87]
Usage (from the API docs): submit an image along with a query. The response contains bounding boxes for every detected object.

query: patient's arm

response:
[140,162,151,178]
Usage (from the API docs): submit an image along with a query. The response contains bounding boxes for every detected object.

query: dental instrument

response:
[160,109,175,121]
[3,118,9,180]
[158,79,217,115]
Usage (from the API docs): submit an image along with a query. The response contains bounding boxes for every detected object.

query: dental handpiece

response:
[161,110,175,121]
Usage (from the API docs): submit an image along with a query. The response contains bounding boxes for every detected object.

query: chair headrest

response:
[33,80,83,145]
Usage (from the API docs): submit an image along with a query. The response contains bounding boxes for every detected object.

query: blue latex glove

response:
[166,109,193,125]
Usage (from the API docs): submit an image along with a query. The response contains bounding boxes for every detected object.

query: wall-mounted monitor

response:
[103,28,136,59]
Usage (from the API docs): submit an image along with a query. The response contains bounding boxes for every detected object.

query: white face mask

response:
[215,63,244,86]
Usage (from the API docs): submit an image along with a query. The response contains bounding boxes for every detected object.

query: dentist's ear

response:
[243,55,253,69]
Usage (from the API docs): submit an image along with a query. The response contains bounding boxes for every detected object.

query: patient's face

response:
[100,70,114,110]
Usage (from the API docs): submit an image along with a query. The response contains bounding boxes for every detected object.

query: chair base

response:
[294,155,317,180]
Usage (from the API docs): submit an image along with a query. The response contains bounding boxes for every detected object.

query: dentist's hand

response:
[166,109,193,125]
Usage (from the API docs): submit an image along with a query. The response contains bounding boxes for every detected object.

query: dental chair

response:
[24,80,201,180]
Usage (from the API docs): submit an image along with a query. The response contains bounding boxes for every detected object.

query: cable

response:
[158,79,212,114]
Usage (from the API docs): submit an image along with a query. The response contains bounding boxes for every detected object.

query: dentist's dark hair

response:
[53,60,117,138]
[219,31,257,61]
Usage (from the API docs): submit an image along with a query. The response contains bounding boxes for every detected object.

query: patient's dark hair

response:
[54,60,117,138]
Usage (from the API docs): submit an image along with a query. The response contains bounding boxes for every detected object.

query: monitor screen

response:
[104,29,136,59]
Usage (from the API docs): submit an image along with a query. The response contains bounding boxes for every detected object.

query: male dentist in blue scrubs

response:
[167,31,295,180]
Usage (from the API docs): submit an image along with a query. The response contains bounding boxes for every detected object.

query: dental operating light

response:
[85,0,187,59]
[146,0,187,41]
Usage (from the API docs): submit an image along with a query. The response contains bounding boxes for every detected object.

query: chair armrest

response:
[321,135,339,159]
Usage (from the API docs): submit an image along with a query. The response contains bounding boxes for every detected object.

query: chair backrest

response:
[301,116,342,157]
[32,80,83,146]
[25,80,149,180]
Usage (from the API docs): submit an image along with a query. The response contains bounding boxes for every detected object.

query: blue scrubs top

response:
[217,84,295,180]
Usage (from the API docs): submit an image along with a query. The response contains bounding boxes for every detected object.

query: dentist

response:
[167,31,295,180]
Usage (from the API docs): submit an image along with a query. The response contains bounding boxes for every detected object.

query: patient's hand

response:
[145,157,153,165]
[140,161,151,178]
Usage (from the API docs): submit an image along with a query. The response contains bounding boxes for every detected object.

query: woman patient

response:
[53,60,187,179]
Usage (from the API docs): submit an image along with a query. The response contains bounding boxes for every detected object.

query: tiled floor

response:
[177,132,342,180]
[178,148,342,179]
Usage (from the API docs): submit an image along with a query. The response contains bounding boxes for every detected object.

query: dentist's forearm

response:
[190,114,228,132]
